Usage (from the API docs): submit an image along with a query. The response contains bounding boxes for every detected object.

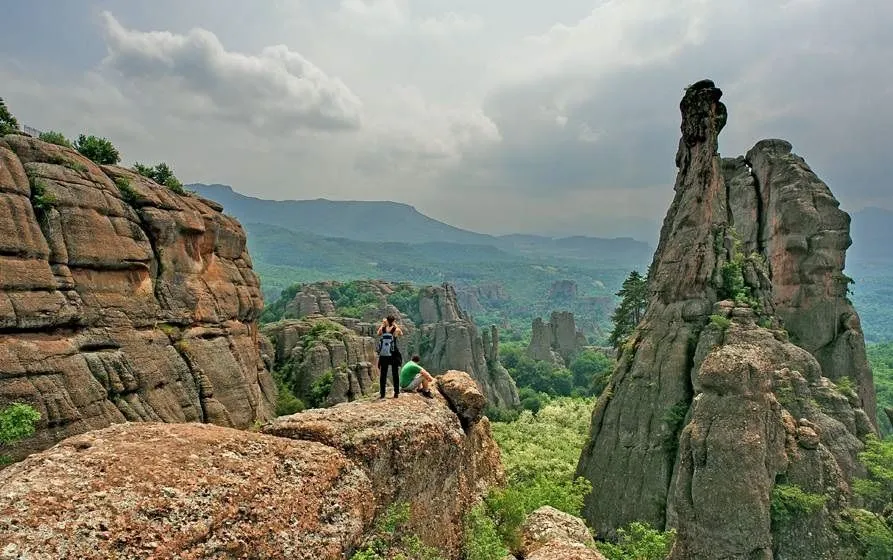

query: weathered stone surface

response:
[439,369,486,427]
[527,542,607,560]
[576,80,876,559]
[263,371,504,557]
[0,423,374,559]
[0,136,274,460]
[521,506,599,557]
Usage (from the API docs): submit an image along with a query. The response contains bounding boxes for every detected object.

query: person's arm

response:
[395,325,404,336]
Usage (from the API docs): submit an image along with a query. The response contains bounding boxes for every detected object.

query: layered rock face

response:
[0,135,275,460]
[275,280,520,407]
[576,80,877,558]
[0,371,501,559]
[527,311,587,365]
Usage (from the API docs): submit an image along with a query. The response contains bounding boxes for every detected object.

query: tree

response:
[133,161,186,195]
[75,134,121,165]
[0,402,41,466]
[608,270,648,351]
[0,97,19,135]
[38,131,72,148]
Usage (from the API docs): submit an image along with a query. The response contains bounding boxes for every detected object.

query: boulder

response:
[0,423,373,559]
[0,136,274,461]
[438,369,487,428]
[521,506,598,556]
[262,371,503,557]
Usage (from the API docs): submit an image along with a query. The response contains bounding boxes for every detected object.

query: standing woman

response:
[377,315,403,398]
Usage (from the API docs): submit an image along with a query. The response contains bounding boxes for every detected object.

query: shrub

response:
[38,130,72,148]
[770,483,827,526]
[272,369,305,416]
[837,508,893,560]
[308,371,334,408]
[115,177,143,206]
[462,504,509,560]
[0,97,18,135]
[596,522,676,560]
[662,400,690,455]
[75,134,120,165]
[134,162,185,195]
[27,173,56,216]
[709,314,731,331]
[0,403,41,466]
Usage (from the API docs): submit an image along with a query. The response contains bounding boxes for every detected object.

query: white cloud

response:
[335,0,482,36]
[100,11,363,133]
[418,13,483,35]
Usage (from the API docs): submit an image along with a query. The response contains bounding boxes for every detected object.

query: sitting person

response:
[399,355,434,398]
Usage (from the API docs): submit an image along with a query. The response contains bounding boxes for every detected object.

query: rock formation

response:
[527,311,587,365]
[0,371,502,559]
[456,283,509,315]
[549,280,579,300]
[520,506,606,560]
[576,80,877,558]
[0,134,274,461]
[273,280,520,408]
[262,318,378,404]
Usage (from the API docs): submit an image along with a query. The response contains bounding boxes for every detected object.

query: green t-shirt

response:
[399,361,422,388]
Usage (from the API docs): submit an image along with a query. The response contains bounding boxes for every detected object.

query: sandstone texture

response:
[273,280,520,408]
[521,506,601,559]
[0,423,373,559]
[0,135,274,461]
[575,80,877,559]
[263,370,504,557]
[0,371,501,559]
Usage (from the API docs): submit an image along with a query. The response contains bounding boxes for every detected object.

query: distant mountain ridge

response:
[189,183,653,264]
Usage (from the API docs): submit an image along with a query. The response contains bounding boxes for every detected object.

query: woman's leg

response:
[391,361,400,397]
[379,358,388,398]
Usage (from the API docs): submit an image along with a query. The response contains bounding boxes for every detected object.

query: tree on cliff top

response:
[0,97,19,135]
[75,134,121,165]
[608,270,648,351]
[134,162,186,195]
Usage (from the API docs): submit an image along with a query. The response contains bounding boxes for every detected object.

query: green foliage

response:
[517,386,545,414]
[38,130,72,148]
[272,369,305,416]
[259,283,303,323]
[500,342,596,397]
[326,281,381,319]
[837,508,893,560]
[114,177,143,206]
[770,484,827,526]
[853,435,893,516]
[662,400,690,456]
[74,134,120,165]
[462,504,509,560]
[609,270,648,351]
[867,342,893,435]
[350,502,445,560]
[0,403,41,466]
[27,172,56,216]
[709,314,731,332]
[134,162,185,195]
[308,370,334,408]
[717,233,762,309]
[302,320,345,350]
[387,284,422,324]
[0,97,18,135]
[595,522,676,560]
[488,398,594,551]
[569,349,614,396]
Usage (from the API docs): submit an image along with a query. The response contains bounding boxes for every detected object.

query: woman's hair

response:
[411,355,420,363]
[386,315,396,326]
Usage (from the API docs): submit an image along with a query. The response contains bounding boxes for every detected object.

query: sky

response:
[1,0,891,242]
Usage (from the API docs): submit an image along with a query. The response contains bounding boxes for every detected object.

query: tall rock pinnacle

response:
[576,80,877,558]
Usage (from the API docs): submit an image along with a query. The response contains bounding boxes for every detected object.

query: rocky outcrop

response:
[549,280,579,300]
[263,371,503,557]
[521,506,604,560]
[456,283,509,315]
[0,371,501,559]
[262,318,378,404]
[575,80,877,558]
[527,312,586,365]
[0,134,274,461]
[274,280,520,408]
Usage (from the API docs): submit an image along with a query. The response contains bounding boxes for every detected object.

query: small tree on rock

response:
[75,134,121,165]
[0,97,19,135]
[609,270,649,351]
[133,161,186,195]
[0,402,41,466]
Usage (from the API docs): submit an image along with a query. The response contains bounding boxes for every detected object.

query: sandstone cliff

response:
[272,280,520,408]
[0,134,275,460]
[0,371,502,559]
[576,80,877,558]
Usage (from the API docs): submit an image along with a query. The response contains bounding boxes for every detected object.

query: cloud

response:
[335,0,482,36]
[100,11,363,133]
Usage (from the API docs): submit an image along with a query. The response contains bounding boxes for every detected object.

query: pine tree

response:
[608,270,648,351]
[0,97,19,135]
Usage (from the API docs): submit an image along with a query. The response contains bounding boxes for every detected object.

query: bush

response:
[114,177,143,206]
[0,97,18,135]
[770,483,827,526]
[308,370,334,408]
[463,504,509,560]
[0,403,41,466]
[596,522,676,560]
[27,172,56,216]
[837,508,893,560]
[38,130,72,148]
[709,314,731,331]
[75,134,120,165]
[134,162,185,195]
[272,369,305,416]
